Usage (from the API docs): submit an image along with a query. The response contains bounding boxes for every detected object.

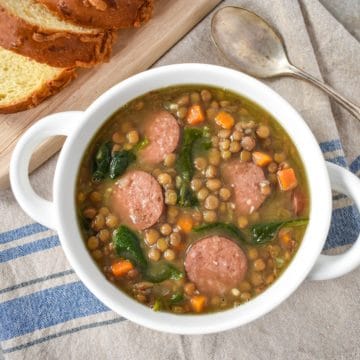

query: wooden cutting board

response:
[0,0,221,189]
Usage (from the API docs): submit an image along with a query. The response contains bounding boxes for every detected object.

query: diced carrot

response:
[277,168,298,191]
[177,215,193,233]
[214,111,235,129]
[190,295,207,313]
[186,104,205,125]
[252,151,273,167]
[111,260,134,277]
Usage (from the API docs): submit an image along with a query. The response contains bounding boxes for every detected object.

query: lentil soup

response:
[76,85,309,314]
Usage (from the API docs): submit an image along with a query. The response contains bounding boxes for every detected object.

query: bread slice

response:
[37,0,154,29]
[0,46,76,113]
[0,0,116,68]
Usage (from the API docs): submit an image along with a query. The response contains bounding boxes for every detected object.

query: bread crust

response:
[37,0,154,29]
[0,67,76,114]
[0,5,116,68]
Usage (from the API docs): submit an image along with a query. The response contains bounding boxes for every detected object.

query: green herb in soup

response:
[76,85,310,315]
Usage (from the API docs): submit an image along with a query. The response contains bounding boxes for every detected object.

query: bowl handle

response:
[308,162,360,280]
[10,111,83,231]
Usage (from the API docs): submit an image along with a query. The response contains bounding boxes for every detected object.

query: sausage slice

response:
[111,170,164,230]
[140,110,180,164]
[222,160,267,215]
[185,236,248,296]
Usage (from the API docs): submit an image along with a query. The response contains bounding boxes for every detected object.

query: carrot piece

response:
[277,168,298,191]
[214,111,235,129]
[111,260,134,277]
[190,295,207,313]
[177,215,193,233]
[252,151,273,167]
[186,104,205,125]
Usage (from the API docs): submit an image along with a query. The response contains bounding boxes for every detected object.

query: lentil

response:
[241,136,256,151]
[98,229,110,242]
[201,89,212,102]
[157,173,172,186]
[194,157,208,171]
[204,195,220,210]
[203,210,217,223]
[206,178,222,191]
[169,232,181,247]
[164,153,176,167]
[90,191,101,203]
[148,247,161,261]
[240,150,251,162]
[145,229,160,246]
[165,190,178,205]
[105,214,118,228]
[87,236,99,250]
[219,188,231,201]
[163,249,176,261]
[205,165,217,178]
[160,223,172,236]
[127,130,139,144]
[256,125,270,138]
[197,187,209,201]
[156,238,168,252]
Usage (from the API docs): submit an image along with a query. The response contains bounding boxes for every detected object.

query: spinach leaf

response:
[112,226,184,283]
[193,222,247,244]
[194,126,212,151]
[176,127,203,181]
[113,225,147,268]
[145,262,184,283]
[169,292,184,304]
[92,137,147,182]
[178,182,198,207]
[92,142,111,182]
[193,219,309,246]
[176,127,210,207]
[109,150,136,179]
[250,218,309,245]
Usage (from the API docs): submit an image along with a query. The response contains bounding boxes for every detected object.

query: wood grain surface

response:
[0,0,221,189]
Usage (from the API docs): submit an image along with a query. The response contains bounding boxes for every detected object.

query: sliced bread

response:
[0,46,76,113]
[37,0,154,29]
[0,0,116,68]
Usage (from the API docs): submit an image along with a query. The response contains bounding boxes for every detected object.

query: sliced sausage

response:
[111,170,164,230]
[184,236,248,296]
[140,110,180,164]
[292,187,306,215]
[222,160,267,215]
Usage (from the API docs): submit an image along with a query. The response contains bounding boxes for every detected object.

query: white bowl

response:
[10,64,360,334]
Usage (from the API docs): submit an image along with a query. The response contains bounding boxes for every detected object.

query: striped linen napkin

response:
[0,0,359,359]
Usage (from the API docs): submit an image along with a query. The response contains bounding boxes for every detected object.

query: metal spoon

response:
[211,6,360,121]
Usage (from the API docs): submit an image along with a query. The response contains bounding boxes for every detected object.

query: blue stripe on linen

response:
[319,139,342,153]
[0,223,48,245]
[0,269,75,295]
[0,281,109,341]
[326,155,347,167]
[0,235,60,263]
[324,205,360,250]
[2,317,125,354]
[350,155,360,174]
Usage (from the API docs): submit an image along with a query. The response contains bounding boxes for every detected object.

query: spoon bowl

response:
[211,6,360,120]
[211,6,291,78]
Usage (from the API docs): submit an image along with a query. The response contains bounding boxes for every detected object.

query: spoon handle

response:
[288,65,360,122]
